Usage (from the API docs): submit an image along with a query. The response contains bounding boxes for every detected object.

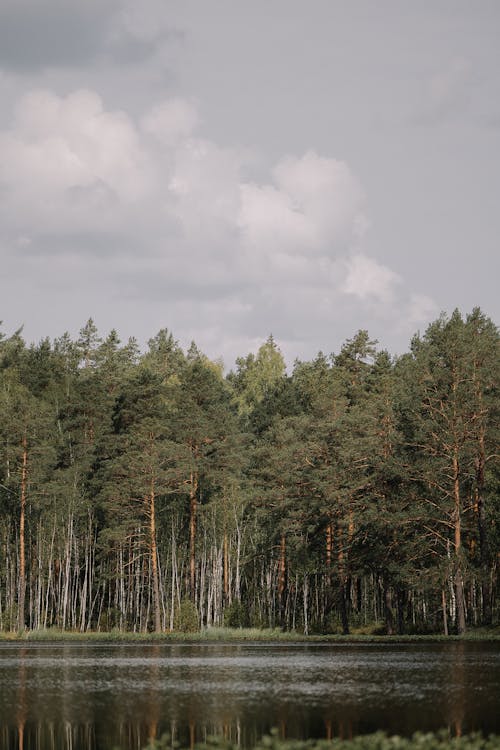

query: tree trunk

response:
[223,532,229,604]
[442,589,449,636]
[278,534,286,625]
[396,587,405,635]
[189,471,198,599]
[339,578,349,635]
[384,584,394,636]
[475,429,491,624]
[149,477,161,633]
[337,530,349,635]
[18,435,28,632]
[453,451,466,634]
[324,520,333,628]
[303,574,309,635]
[326,521,333,569]
[472,352,492,626]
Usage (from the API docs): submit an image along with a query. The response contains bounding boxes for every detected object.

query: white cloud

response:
[238,151,366,258]
[342,254,401,304]
[239,182,313,254]
[0,86,437,364]
[142,98,199,146]
[406,293,439,327]
[0,89,154,242]
[167,137,243,242]
[273,151,366,247]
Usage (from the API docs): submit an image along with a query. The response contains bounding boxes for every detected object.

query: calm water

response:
[0,641,499,749]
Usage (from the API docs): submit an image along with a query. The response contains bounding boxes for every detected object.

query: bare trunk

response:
[61,515,73,630]
[189,472,198,599]
[278,533,286,624]
[235,513,241,602]
[475,430,491,624]
[384,585,394,636]
[223,532,229,604]
[337,529,349,635]
[170,520,177,631]
[453,451,466,634]
[442,589,449,636]
[396,587,405,635]
[303,574,309,635]
[149,477,161,633]
[324,519,333,628]
[18,435,27,632]
[326,521,332,569]
[473,359,491,625]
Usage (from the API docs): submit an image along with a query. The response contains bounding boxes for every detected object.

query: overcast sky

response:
[0,0,498,366]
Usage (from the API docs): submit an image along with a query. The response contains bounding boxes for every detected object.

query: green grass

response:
[1,625,499,643]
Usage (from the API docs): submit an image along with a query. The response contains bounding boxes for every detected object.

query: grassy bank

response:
[1,626,499,643]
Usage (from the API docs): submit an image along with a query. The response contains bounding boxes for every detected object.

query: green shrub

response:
[350,622,387,636]
[173,599,199,632]
[224,600,250,628]
[142,731,500,750]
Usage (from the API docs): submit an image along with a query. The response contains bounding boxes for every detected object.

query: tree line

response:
[0,308,498,635]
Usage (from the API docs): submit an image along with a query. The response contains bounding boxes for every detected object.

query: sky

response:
[0,0,499,367]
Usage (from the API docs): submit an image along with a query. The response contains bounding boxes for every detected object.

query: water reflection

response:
[16,648,27,750]
[447,640,466,737]
[0,642,499,749]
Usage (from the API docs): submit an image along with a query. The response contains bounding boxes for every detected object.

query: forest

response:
[0,308,498,637]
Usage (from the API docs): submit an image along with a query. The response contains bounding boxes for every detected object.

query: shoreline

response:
[1,627,499,644]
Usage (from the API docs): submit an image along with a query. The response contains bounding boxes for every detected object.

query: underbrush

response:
[141,731,500,750]
[0,625,499,643]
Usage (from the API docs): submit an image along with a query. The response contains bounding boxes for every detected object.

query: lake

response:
[0,641,499,749]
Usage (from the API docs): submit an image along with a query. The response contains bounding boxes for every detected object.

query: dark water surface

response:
[0,641,499,749]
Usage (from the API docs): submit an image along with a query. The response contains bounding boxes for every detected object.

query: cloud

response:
[342,254,401,304]
[406,293,439,328]
[0,89,154,239]
[110,0,181,47]
[272,152,367,246]
[142,99,199,146]
[105,0,184,65]
[0,86,437,364]
[168,137,243,244]
[239,182,313,255]
[239,151,366,259]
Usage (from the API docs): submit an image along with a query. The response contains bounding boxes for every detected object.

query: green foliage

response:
[174,599,200,632]
[229,335,286,420]
[142,732,500,750]
[224,600,250,628]
[0,310,498,637]
[1,627,499,643]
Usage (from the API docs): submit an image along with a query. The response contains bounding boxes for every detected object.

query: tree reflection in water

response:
[0,642,499,749]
